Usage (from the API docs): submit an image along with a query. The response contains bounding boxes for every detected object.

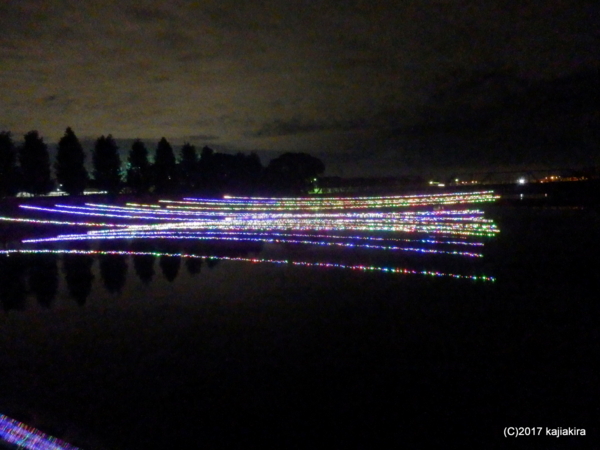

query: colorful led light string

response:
[0,249,496,282]
[156,190,497,209]
[15,204,499,237]
[1,192,499,280]
[0,414,79,450]
[220,190,496,202]
[107,220,497,236]
[86,202,489,219]
[0,216,126,228]
[82,230,486,247]
[157,191,500,211]
[29,203,492,222]
[21,233,484,258]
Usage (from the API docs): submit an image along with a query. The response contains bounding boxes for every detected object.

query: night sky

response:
[1,0,599,177]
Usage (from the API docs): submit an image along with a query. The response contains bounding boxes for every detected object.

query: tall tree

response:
[63,244,95,306]
[0,131,19,197]
[55,127,88,195]
[126,139,151,195]
[179,142,197,191]
[29,253,59,308]
[198,146,215,190]
[264,152,325,193]
[92,135,122,195]
[229,152,263,193]
[0,253,27,311]
[153,137,177,193]
[19,130,53,195]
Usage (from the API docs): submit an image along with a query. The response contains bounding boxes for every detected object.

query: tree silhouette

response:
[198,146,215,190]
[179,142,198,191]
[185,257,203,276]
[229,152,263,193]
[99,252,128,294]
[158,242,181,282]
[126,139,151,195]
[153,137,177,193]
[206,258,219,269]
[55,127,88,195]
[264,152,325,193]
[19,130,53,195]
[211,153,236,191]
[131,241,156,284]
[28,253,59,308]
[93,135,122,195]
[0,254,27,311]
[159,255,181,282]
[63,248,95,306]
[0,131,20,197]
[98,241,128,294]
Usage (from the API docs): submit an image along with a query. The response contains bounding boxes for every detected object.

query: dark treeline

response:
[0,240,262,311]
[0,128,325,198]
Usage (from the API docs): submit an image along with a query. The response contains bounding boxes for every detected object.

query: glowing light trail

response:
[2,192,499,280]
[22,233,483,257]
[0,414,80,450]
[83,230,485,246]
[0,249,496,282]
[161,191,499,211]
[0,216,127,228]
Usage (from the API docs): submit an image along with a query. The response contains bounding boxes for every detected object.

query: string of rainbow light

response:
[14,203,499,236]
[111,219,497,236]
[85,202,488,219]
[157,191,499,211]
[22,232,483,257]
[0,215,127,228]
[25,203,492,221]
[0,414,79,450]
[219,190,496,202]
[3,210,498,236]
[82,230,485,246]
[0,249,496,282]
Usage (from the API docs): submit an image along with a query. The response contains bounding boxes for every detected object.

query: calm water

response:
[1,205,599,448]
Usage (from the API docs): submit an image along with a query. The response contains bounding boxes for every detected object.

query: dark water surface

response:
[1,206,599,448]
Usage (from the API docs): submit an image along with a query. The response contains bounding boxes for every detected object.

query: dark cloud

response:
[248,118,369,138]
[0,0,598,175]
[186,134,219,141]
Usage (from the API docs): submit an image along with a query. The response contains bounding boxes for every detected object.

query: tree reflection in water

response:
[0,237,266,308]
[131,240,156,285]
[0,253,27,311]
[185,256,202,276]
[98,241,128,294]
[28,250,59,308]
[158,242,181,283]
[62,242,95,306]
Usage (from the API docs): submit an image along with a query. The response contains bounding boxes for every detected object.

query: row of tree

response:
[0,128,325,197]
[0,240,262,310]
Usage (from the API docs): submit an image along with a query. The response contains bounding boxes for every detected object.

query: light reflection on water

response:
[0,205,599,449]
[0,227,500,312]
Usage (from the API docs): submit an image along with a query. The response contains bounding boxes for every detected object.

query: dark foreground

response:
[0,205,599,448]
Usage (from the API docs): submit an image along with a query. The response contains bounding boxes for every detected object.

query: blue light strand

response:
[0,414,80,450]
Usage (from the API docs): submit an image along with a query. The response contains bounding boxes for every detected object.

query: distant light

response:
[455,178,459,182]
[438,183,445,187]
[517,178,526,185]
